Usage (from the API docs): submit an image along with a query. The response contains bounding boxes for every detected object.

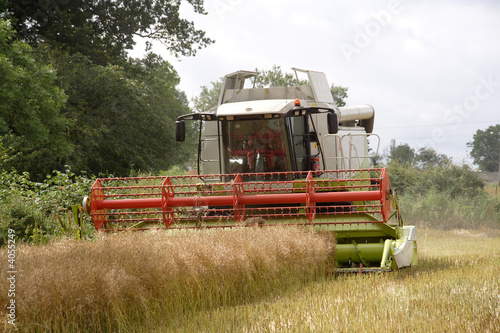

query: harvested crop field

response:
[173,228,500,333]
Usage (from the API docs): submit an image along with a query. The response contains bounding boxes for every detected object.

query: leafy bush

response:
[387,161,499,229]
[0,197,49,246]
[0,167,95,245]
[387,161,484,198]
[399,191,500,229]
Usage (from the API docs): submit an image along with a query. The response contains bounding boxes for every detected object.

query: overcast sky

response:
[132,0,500,164]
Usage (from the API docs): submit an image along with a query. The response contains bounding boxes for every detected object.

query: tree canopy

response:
[45,51,196,176]
[192,80,222,112]
[414,147,450,169]
[387,140,450,169]
[0,19,70,179]
[467,124,500,172]
[330,84,348,107]
[1,0,211,179]
[387,140,415,165]
[253,65,304,87]
[3,0,214,64]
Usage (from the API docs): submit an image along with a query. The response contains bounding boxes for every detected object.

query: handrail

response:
[321,133,381,171]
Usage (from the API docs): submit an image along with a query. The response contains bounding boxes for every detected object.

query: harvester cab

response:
[83,68,418,272]
[176,68,377,175]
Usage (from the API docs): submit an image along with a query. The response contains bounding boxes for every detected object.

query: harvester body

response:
[84,68,418,271]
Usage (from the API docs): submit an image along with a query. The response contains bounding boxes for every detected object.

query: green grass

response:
[485,182,500,199]
[398,190,500,229]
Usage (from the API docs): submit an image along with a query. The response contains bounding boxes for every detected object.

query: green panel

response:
[336,243,385,266]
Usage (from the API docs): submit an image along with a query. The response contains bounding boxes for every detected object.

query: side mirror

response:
[327,112,339,134]
[175,120,185,141]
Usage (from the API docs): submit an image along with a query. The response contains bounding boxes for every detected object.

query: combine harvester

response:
[82,68,417,272]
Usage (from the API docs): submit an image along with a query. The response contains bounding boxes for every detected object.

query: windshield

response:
[222,118,293,174]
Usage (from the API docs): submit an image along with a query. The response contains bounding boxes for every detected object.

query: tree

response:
[386,142,451,169]
[192,80,222,112]
[2,1,210,178]
[253,65,305,87]
[467,124,500,172]
[330,84,348,107]
[54,52,196,176]
[4,0,214,64]
[387,140,415,165]
[0,19,70,180]
[415,147,450,169]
